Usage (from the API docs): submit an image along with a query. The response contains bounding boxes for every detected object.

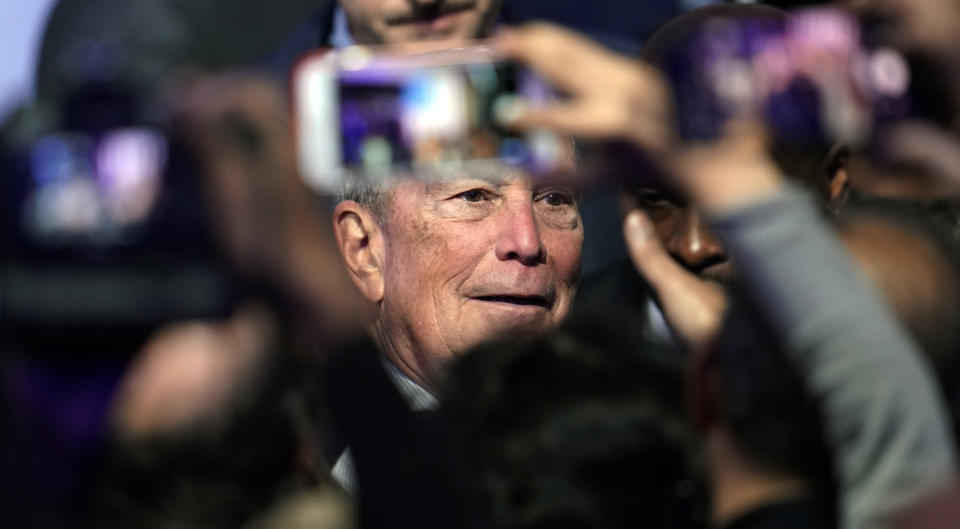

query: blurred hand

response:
[493,23,674,154]
[623,210,726,351]
[494,23,784,209]
[669,121,784,211]
[176,72,369,344]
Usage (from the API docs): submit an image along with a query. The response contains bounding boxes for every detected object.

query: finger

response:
[501,100,672,153]
[623,210,726,349]
[493,23,652,95]
[623,209,695,288]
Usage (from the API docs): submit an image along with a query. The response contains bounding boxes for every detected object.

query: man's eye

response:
[537,191,575,207]
[456,189,490,203]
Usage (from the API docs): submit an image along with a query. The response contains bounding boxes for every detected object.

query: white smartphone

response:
[292,44,565,194]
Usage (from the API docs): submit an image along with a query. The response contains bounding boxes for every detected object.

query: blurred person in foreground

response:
[4,0,374,525]
[442,317,707,529]
[92,306,350,529]
[494,22,960,529]
[81,73,366,529]
[440,304,836,529]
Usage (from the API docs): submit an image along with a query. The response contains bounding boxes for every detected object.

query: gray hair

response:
[340,178,389,224]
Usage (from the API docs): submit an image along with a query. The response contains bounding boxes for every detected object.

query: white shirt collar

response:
[380,355,439,411]
[330,355,438,495]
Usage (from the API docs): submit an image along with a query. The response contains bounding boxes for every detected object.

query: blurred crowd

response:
[3,1,960,529]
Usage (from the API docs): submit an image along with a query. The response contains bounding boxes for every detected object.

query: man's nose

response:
[666,210,727,273]
[495,202,546,266]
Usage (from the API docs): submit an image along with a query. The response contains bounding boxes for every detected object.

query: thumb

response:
[623,210,726,349]
[623,210,689,286]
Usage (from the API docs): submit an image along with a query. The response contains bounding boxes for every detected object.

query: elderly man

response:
[332,174,583,394]
[320,170,582,521]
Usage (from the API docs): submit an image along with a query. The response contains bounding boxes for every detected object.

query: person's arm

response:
[707,183,958,529]
[494,24,960,528]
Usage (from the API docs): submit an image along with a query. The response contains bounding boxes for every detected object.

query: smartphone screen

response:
[294,46,563,194]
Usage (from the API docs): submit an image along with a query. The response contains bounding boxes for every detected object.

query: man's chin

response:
[461,302,555,342]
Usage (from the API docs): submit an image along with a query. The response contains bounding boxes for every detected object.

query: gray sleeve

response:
[708,185,957,529]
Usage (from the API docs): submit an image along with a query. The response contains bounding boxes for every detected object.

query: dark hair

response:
[90,332,322,529]
[712,299,836,508]
[441,317,706,529]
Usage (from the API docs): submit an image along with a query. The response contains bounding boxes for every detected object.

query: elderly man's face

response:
[376,174,582,386]
[339,0,502,44]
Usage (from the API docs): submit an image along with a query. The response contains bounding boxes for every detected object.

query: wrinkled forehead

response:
[390,167,574,198]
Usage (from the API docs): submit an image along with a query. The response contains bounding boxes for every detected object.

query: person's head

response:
[621,4,849,288]
[442,317,706,529]
[93,307,324,529]
[333,172,583,390]
[338,0,504,45]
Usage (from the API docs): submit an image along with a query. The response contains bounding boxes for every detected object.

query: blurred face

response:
[339,0,502,44]
[375,174,583,387]
[623,187,733,286]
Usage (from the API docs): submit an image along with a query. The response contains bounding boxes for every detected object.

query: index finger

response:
[492,23,658,96]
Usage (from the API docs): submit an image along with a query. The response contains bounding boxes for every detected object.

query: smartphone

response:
[662,7,911,147]
[292,44,565,194]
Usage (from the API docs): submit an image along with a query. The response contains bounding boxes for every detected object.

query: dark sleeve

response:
[708,185,958,529]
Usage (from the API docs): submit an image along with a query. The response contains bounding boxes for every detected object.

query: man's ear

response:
[828,165,850,207]
[333,200,385,304]
[823,144,850,206]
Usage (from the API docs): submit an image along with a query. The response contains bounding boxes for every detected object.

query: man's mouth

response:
[385,1,477,26]
[472,294,553,308]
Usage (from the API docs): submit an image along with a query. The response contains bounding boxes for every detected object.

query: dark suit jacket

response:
[322,339,489,529]
[573,256,659,344]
